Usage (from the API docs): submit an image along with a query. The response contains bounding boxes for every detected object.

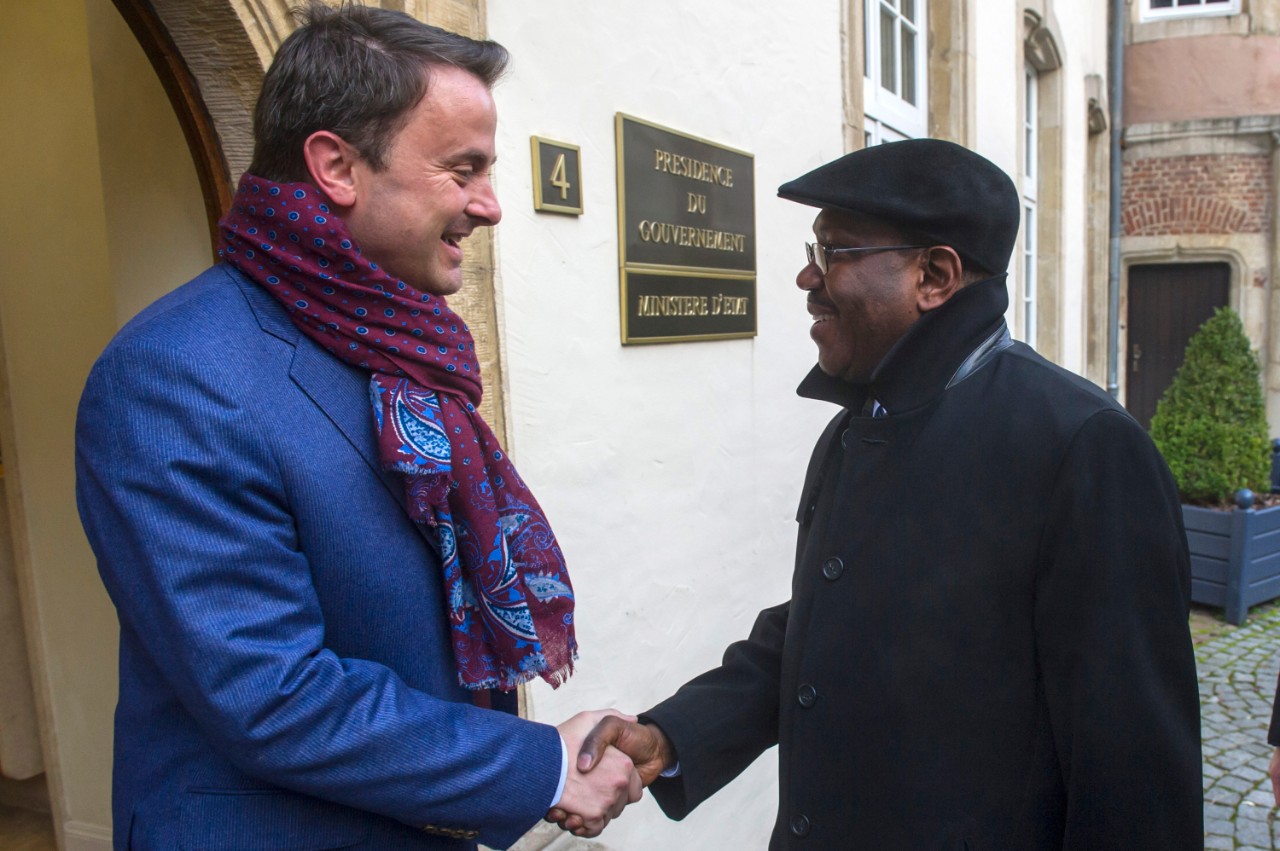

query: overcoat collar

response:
[797,274,1010,414]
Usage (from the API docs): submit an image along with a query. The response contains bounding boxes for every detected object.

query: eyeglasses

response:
[804,242,930,274]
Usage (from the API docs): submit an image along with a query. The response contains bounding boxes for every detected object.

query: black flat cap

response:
[778,139,1020,275]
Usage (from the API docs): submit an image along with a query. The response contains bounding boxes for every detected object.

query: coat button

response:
[797,684,817,708]
[821,557,844,580]
[790,814,811,837]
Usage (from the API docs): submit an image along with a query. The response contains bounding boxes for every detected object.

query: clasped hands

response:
[548,710,674,837]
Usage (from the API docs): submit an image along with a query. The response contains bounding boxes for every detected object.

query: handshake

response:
[548,710,674,838]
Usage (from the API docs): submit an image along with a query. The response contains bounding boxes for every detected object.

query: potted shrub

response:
[1149,306,1274,624]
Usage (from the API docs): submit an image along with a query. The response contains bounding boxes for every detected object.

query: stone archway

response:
[113,0,509,437]
[111,0,263,232]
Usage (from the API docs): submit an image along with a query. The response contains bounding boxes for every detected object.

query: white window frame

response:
[864,120,909,148]
[1021,67,1038,348]
[1023,202,1037,348]
[1023,68,1038,188]
[1139,0,1240,22]
[864,0,928,141]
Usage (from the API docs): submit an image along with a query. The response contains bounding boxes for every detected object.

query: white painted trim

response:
[1139,0,1240,21]
[863,0,927,138]
[63,820,111,851]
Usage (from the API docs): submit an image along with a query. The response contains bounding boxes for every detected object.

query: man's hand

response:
[548,715,675,834]
[1270,747,1280,805]
[549,711,644,837]
[578,715,674,785]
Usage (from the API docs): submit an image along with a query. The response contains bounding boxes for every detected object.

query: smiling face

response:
[798,210,928,383]
[342,65,501,297]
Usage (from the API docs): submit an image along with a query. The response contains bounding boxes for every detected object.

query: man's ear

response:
[916,246,965,313]
[302,131,360,207]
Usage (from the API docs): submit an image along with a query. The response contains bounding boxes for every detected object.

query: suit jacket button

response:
[790,814,811,837]
[821,556,844,580]
[840,428,852,448]
[797,683,817,708]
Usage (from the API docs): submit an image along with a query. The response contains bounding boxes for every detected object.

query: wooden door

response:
[1126,262,1230,430]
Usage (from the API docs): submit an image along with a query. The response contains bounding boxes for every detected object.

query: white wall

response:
[488,2,844,847]
[1040,1,1111,375]
[972,6,1022,199]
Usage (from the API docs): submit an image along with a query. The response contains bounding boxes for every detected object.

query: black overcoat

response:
[644,278,1202,849]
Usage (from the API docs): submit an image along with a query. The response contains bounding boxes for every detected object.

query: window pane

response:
[903,30,916,105]
[1143,0,1239,17]
[903,0,916,20]
[1025,72,1036,177]
[881,7,897,95]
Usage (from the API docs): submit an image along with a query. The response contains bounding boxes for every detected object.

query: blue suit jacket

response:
[76,265,562,850]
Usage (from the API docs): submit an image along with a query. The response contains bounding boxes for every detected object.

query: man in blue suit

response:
[75,5,640,849]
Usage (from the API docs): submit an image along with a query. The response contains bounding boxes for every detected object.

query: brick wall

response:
[1122,153,1272,236]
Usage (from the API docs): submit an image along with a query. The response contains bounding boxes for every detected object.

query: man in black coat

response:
[556,139,1203,849]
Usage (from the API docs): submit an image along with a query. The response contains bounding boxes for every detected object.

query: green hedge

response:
[1149,307,1269,506]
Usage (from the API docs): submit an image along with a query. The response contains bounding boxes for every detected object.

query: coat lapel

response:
[289,343,390,484]
[227,266,412,516]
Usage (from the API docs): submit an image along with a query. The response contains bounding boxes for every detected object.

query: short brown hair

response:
[248,2,509,182]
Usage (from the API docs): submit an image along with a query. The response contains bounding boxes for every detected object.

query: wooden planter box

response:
[1185,502,1280,625]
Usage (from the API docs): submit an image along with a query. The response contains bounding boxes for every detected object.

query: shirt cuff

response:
[659,761,681,778]
[550,734,569,808]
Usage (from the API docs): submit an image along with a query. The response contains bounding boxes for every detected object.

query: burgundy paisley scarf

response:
[218,174,576,691]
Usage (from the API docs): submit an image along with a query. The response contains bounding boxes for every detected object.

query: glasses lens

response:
[806,243,826,273]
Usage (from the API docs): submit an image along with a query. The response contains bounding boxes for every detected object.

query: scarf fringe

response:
[458,655,579,692]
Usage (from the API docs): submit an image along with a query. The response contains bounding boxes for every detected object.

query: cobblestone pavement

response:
[1198,603,1280,849]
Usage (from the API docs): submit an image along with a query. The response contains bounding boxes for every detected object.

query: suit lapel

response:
[227,266,412,516]
[289,343,390,485]
[286,327,445,559]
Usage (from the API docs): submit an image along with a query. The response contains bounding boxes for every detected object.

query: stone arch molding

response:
[138,0,272,189]
[142,0,437,191]
[229,0,298,67]
[138,0,483,205]
[1123,245,1249,302]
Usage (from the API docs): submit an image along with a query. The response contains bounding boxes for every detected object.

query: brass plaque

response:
[615,113,756,344]
[531,136,582,215]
